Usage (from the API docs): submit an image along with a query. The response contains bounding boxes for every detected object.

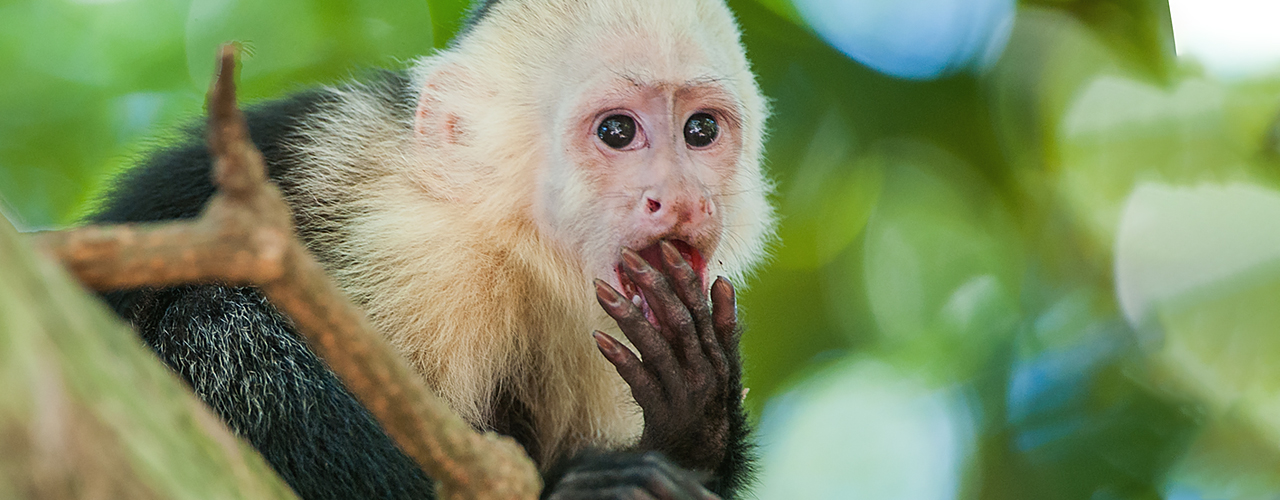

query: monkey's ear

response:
[413,65,469,147]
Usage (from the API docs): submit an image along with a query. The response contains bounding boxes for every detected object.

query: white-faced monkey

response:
[94,0,774,498]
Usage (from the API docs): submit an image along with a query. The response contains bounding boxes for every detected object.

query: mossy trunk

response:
[0,215,295,499]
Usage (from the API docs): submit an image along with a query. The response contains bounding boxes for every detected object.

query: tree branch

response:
[31,45,540,500]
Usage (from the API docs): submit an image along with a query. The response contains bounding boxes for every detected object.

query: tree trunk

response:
[0,215,296,499]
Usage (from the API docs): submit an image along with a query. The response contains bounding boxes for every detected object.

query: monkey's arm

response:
[589,241,754,498]
[106,286,437,500]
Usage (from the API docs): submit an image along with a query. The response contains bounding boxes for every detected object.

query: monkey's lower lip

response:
[615,240,708,326]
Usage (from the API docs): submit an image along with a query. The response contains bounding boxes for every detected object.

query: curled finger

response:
[596,279,680,395]
[594,332,661,407]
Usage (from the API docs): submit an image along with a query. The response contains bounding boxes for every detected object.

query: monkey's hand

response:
[593,240,744,476]
[544,451,719,500]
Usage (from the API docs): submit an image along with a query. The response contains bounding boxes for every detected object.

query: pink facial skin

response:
[559,74,745,306]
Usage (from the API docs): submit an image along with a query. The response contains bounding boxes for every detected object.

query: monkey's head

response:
[411,0,773,305]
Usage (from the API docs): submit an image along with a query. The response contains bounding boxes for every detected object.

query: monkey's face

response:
[435,1,772,311]
[539,58,752,312]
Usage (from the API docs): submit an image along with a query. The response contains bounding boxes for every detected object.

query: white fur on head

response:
[288,0,773,466]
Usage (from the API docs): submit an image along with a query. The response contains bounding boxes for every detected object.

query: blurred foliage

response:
[3,0,1280,498]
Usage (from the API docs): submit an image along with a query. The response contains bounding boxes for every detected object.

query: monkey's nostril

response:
[646,198,661,213]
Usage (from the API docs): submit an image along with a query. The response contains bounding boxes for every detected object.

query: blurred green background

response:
[4,0,1280,498]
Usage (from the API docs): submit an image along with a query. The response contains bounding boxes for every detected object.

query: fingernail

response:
[713,276,736,302]
[595,279,622,306]
[659,240,682,267]
[592,331,616,354]
[621,248,648,272]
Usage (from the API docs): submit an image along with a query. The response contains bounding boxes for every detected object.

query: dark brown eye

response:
[684,113,718,148]
[597,114,636,149]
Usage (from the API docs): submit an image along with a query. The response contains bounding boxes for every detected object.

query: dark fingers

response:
[710,277,738,347]
[658,240,727,378]
[555,467,689,500]
[595,279,680,394]
[639,453,719,499]
[594,332,660,407]
[548,485,657,500]
[621,249,706,370]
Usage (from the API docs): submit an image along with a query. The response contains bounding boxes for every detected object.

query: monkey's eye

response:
[684,113,718,148]
[597,114,637,149]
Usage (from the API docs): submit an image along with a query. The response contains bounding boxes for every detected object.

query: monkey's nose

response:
[640,192,712,232]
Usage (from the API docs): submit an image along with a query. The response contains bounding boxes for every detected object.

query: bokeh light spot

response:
[792,0,1015,80]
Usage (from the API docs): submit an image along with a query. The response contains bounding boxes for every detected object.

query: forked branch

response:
[32,45,540,500]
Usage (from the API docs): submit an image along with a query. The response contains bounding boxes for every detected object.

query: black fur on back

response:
[120,286,437,499]
[95,71,438,500]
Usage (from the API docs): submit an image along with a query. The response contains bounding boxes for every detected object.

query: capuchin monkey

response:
[93,0,773,498]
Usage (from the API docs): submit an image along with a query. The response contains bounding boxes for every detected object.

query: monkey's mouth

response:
[615,239,707,326]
